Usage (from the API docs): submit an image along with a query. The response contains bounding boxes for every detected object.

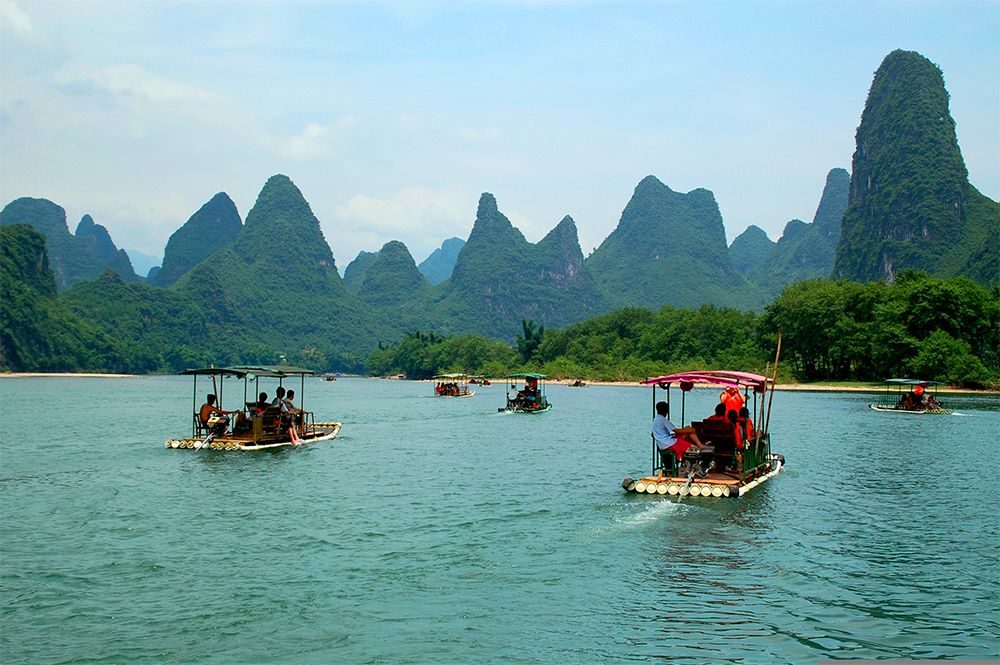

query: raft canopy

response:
[641,370,770,391]
[506,372,546,380]
[883,378,944,386]
[433,373,478,380]
[180,365,315,379]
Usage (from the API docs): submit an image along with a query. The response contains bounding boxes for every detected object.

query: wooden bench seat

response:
[691,420,740,471]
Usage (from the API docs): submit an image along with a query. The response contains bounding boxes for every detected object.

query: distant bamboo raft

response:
[621,456,784,498]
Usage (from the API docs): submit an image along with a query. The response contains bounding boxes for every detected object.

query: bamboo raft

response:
[622,455,784,498]
[166,422,342,451]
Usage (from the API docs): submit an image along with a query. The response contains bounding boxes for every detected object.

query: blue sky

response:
[1,0,997,273]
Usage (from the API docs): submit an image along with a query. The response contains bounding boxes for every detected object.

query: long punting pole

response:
[651,384,657,474]
[191,374,197,437]
[762,334,782,443]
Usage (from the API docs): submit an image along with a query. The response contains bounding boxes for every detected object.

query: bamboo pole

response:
[762,334,782,444]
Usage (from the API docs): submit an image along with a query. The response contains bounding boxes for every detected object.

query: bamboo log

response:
[657,483,668,494]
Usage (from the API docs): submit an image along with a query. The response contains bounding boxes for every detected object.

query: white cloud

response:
[280,122,331,160]
[0,0,31,32]
[55,63,215,103]
[456,127,501,141]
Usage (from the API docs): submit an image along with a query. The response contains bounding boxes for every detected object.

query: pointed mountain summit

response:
[736,168,850,295]
[154,192,242,287]
[418,237,466,285]
[439,194,606,338]
[234,174,341,282]
[343,250,380,293]
[0,198,137,288]
[833,50,999,283]
[729,226,775,276]
[359,241,429,307]
[586,176,760,309]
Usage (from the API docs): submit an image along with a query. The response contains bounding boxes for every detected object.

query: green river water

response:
[1,376,998,663]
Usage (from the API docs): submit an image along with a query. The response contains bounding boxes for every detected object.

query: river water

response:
[1,376,998,663]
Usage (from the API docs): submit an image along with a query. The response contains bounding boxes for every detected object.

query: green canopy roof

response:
[181,365,315,379]
[507,373,546,380]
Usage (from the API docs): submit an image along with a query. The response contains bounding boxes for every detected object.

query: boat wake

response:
[615,499,684,529]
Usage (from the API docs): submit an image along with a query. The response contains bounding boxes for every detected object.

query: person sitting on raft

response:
[706,403,727,421]
[738,406,754,444]
[652,401,708,478]
[270,386,301,445]
[199,394,237,434]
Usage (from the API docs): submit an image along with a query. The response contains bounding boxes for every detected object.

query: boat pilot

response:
[199,394,237,434]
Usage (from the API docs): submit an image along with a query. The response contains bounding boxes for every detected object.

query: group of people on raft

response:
[511,379,541,408]
[198,386,307,444]
[435,382,466,396]
[895,384,942,411]
[651,386,755,474]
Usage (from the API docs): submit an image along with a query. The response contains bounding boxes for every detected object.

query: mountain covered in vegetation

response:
[833,50,999,284]
[343,250,379,293]
[586,176,765,310]
[434,194,606,338]
[729,225,775,276]
[418,237,466,284]
[153,192,242,287]
[732,168,850,296]
[0,198,138,288]
[0,225,127,371]
[357,240,430,308]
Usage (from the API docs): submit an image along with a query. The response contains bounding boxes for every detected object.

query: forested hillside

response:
[834,50,999,283]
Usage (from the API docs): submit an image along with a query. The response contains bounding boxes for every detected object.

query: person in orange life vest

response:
[720,386,745,417]
[738,406,754,443]
[706,403,727,421]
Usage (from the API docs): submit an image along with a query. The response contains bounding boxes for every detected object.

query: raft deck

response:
[622,457,783,498]
[166,422,342,451]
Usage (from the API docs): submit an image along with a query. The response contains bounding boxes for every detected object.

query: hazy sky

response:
[2,1,998,273]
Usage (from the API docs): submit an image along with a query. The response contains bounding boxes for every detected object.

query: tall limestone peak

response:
[235,174,340,280]
[359,241,428,306]
[812,168,850,241]
[154,192,242,287]
[75,214,116,259]
[736,168,849,295]
[0,197,137,288]
[343,250,380,293]
[418,237,466,285]
[439,195,607,338]
[729,225,775,277]
[586,176,756,310]
[833,50,998,283]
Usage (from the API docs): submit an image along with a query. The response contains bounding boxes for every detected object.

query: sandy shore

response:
[0,373,140,379]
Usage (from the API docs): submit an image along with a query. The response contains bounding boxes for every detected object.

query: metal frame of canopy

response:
[640,370,773,479]
[872,378,948,412]
[180,365,316,437]
[503,373,550,411]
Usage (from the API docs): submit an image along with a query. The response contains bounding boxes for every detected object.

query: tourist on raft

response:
[706,403,727,421]
[651,401,708,478]
[199,394,237,434]
[271,386,302,445]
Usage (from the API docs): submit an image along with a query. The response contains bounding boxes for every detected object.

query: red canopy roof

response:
[641,370,770,390]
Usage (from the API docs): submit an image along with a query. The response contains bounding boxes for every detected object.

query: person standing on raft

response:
[651,401,708,478]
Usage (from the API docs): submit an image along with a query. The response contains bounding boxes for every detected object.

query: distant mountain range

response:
[2,48,996,372]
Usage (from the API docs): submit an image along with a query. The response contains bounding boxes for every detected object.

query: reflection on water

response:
[0,378,997,663]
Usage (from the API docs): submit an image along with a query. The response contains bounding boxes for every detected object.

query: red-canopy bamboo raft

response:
[622,368,785,498]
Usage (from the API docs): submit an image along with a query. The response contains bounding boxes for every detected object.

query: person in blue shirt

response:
[652,401,706,476]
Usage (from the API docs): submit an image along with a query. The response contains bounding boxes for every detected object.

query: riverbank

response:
[0,373,140,379]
